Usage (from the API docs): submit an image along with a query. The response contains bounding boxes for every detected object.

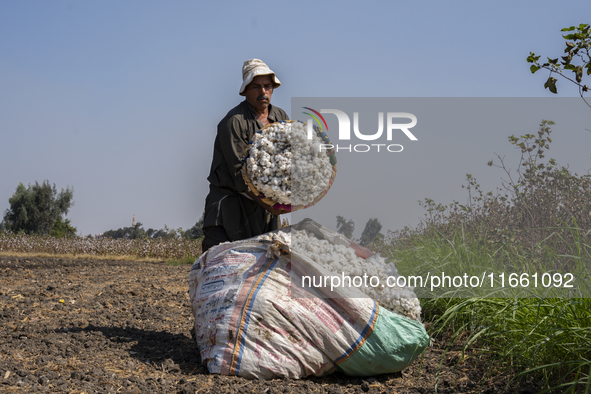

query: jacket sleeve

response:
[218,116,249,193]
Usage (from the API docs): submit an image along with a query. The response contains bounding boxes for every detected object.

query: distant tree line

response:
[101,214,204,240]
[0,180,205,241]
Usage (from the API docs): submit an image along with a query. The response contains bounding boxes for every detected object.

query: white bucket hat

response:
[239,59,281,96]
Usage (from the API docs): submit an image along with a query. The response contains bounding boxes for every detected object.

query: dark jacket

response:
[203,100,289,241]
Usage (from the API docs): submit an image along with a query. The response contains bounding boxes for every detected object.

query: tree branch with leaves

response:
[527,23,591,108]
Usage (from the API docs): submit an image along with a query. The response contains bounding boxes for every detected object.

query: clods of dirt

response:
[0,256,539,393]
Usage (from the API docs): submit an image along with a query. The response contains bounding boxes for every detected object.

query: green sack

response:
[337,307,429,376]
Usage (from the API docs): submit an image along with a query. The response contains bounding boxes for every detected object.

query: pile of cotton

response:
[256,229,422,321]
[245,121,333,206]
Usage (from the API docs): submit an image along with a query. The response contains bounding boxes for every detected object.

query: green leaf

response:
[562,33,575,40]
[544,76,558,94]
[530,65,540,73]
[548,58,558,65]
[561,26,576,32]
[526,53,540,63]
[564,64,576,71]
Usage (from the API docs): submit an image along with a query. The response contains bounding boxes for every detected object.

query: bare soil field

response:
[0,256,538,393]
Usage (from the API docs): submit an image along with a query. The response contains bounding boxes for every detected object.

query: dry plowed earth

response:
[0,256,536,394]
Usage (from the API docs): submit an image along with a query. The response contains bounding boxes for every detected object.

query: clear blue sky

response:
[1,1,590,236]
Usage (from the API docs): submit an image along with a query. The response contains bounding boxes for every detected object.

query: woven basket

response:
[241,120,337,213]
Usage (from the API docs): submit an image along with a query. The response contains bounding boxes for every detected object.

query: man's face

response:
[244,75,274,113]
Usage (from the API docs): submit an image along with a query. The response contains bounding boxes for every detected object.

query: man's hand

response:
[267,205,290,216]
[245,189,290,216]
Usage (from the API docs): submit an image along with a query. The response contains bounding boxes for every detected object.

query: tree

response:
[103,222,147,239]
[147,226,176,239]
[527,23,591,108]
[359,218,383,247]
[184,213,204,240]
[2,181,75,235]
[336,215,355,239]
[49,216,77,238]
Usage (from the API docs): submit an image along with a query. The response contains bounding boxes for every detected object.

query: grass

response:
[0,250,200,266]
[379,226,591,393]
[166,254,200,266]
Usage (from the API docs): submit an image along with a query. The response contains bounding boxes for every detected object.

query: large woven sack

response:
[189,225,429,379]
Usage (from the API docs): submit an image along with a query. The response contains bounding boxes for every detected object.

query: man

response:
[202,59,289,252]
